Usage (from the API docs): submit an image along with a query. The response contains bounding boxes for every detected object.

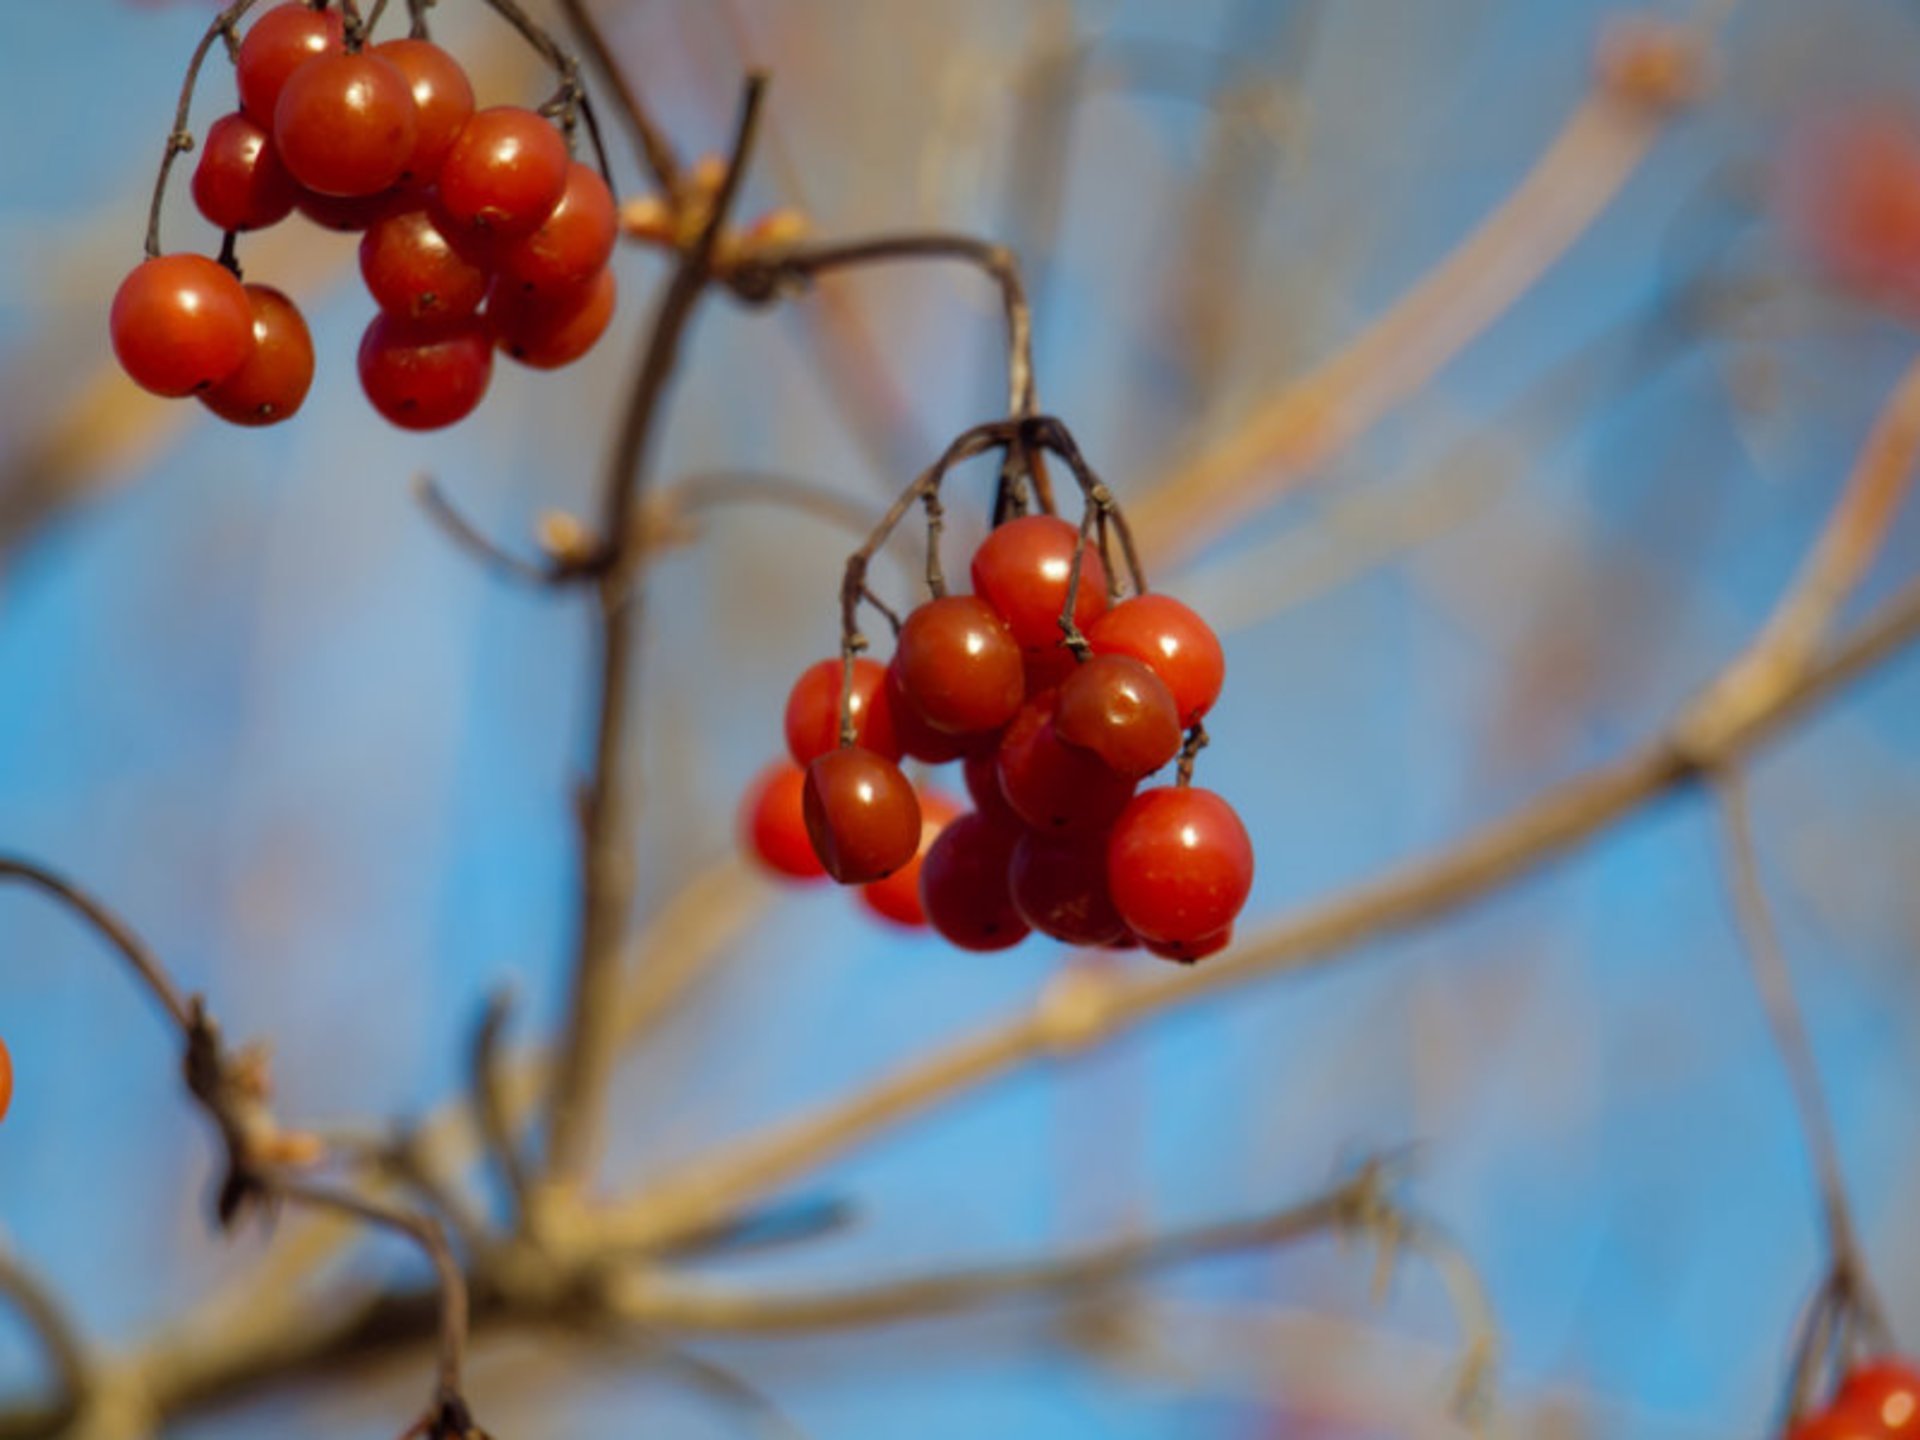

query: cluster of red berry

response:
[109,2,618,430]
[741,512,1252,960]
[1791,1359,1920,1439]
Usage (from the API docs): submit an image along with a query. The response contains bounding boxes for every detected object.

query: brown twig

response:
[554,0,681,199]
[0,1239,90,1429]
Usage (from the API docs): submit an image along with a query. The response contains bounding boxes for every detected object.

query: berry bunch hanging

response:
[109,0,619,431]
[1789,1358,1920,1439]
[741,417,1254,963]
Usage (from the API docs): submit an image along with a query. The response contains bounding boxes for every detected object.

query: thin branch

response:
[413,475,589,588]
[554,0,681,198]
[470,990,533,1228]
[0,1238,90,1426]
[144,0,271,260]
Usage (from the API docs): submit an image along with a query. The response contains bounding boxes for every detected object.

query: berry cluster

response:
[1790,1358,1920,1439]
[742,509,1252,960]
[109,2,618,430]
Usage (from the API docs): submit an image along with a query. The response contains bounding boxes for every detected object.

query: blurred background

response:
[5,0,1920,1435]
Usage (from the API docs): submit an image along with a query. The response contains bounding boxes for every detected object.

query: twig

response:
[554,0,681,199]
[0,1238,91,1427]
[143,0,271,260]
[470,990,533,1230]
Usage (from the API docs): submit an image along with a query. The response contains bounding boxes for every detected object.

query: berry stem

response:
[143,0,272,261]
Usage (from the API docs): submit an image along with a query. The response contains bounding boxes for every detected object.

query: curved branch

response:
[0,1238,90,1428]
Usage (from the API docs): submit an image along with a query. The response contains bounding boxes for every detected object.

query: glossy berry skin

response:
[1836,1360,1920,1435]
[200,285,313,426]
[860,791,962,927]
[1143,924,1232,965]
[740,761,826,882]
[274,52,419,198]
[495,162,618,296]
[785,658,900,766]
[488,267,616,369]
[371,38,475,187]
[191,112,298,231]
[1787,1408,1894,1440]
[296,185,399,232]
[963,748,1022,829]
[1055,653,1182,779]
[1107,787,1253,947]
[357,314,493,430]
[802,747,922,884]
[920,812,1029,951]
[885,659,972,763]
[110,255,255,397]
[1009,833,1127,945]
[971,514,1110,653]
[237,2,344,124]
[437,107,571,240]
[996,692,1136,835]
[1086,593,1225,726]
[893,596,1025,736]
[360,204,492,320]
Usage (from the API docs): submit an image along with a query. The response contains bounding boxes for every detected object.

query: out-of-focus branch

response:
[0,1238,90,1430]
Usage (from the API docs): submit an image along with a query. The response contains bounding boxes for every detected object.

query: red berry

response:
[487,268,616,369]
[860,791,962,927]
[920,812,1029,951]
[1054,653,1182,779]
[1008,833,1127,945]
[1106,787,1253,947]
[1023,645,1078,695]
[1836,1360,1920,1435]
[963,748,1021,829]
[803,748,921,884]
[885,659,973,763]
[970,514,1110,653]
[437,107,570,240]
[1086,593,1225,726]
[1142,924,1232,965]
[360,203,492,320]
[199,284,313,426]
[1788,1409,1894,1440]
[740,761,826,882]
[191,111,298,231]
[274,52,418,198]
[110,254,255,398]
[996,691,1136,835]
[494,161,618,297]
[296,185,400,232]
[371,38,475,187]
[0,1036,12,1123]
[356,313,493,430]
[236,2,344,124]
[892,595,1025,736]
[784,658,900,766]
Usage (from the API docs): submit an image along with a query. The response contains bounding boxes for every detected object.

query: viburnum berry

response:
[1008,832,1127,945]
[892,595,1024,736]
[357,313,493,430]
[963,748,1021,829]
[296,185,400,232]
[919,812,1029,951]
[996,691,1136,834]
[1054,653,1182,779]
[273,51,419,198]
[1781,107,1920,316]
[487,268,617,369]
[110,254,255,397]
[1086,593,1225,726]
[236,2,344,124]
[360,204,492,320]
[970,513,1110,653]
[200,284,313,426]
[371,38,475,188]
[740,761,826,882]
[0,1035,11,1124]
[1142,924,1232,965]
[1106,786,1253,947]
[436,107,571,240]
[494,162,618,297]
[784,657,900,765]
[802,747,921,884]
[1835,1360,1920,1435]
[860,791,962,927]
[191,112,298,231]
[885,659,973,763]
[1788,1409,1892,1440]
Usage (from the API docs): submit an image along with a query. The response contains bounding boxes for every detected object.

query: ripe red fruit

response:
[360,203,492,320]
[740,761,826,882]
[802,747,922,884]
[885,659,973,763]
[892,596,1025,736]
[963,748,1021,829]
[356,313,493,430]
[970,514,1110,652]
[1086,593,1225,726]
[1054,653,1182,778]
[1781,108,1920,316]
[494,162,618,296]
[1008,833,1127,945]
[784,658,900,765]
[371,38,475,187]
[1107,787,1253,947]
[920,812,1029,951]
[488,268,617,369]
[236,2,344,124]
[296,185,400,232]
[860,791,962,927]
[996,692,1136,834]
[191,111,298,231]
[437,107,571,240]
[110,254,255,397]
[0,1036,11,1123]
[274,52,419,198]
[200,285,314,426]
[1787,1409,1894,1440]
[1142,925,1232,965]
[1836,1360,1920,1435]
